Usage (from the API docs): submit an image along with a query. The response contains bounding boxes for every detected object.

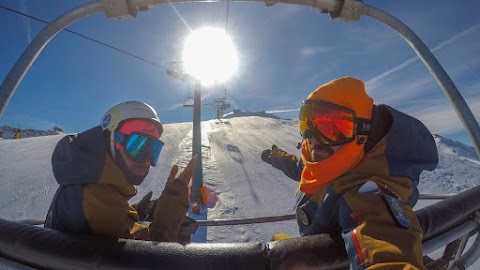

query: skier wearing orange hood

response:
[262,77,438,269]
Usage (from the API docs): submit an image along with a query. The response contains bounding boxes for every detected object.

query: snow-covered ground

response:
[1,116,480,267]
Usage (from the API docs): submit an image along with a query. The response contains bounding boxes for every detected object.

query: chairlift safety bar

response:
[14,192,459,227]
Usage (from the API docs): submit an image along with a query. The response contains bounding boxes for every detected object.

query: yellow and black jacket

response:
[45,126,188,242]
[269,105,439,270]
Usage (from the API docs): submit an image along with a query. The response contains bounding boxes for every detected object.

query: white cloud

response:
[370,75,435,105]
[363,22,480,139]
[431,24,480,53]
[169,3,193,32]
[404,95,480,136]
[366,23,480,92]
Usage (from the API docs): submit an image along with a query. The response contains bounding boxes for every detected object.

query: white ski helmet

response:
[100,101,163,156]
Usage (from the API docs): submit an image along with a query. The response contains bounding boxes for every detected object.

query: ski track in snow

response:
[205,117,307,242]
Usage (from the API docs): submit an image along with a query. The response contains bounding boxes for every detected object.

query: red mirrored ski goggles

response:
[299,100,371,146]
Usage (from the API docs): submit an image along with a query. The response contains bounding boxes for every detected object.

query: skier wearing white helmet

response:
[101,101,165,185]
[45,101,197,243]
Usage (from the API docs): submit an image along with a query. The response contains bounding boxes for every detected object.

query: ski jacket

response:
[45,126,189,242]
[268,105,438,269]
[271,105,438,235]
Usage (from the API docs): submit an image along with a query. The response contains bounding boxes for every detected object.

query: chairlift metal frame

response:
[0,0,479,269]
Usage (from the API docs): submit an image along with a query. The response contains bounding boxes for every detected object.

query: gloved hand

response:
[131,191,157,222]
[144,199,158,222]
[261,144,279,164]
[177,216,199,245]
[136,156,197,222]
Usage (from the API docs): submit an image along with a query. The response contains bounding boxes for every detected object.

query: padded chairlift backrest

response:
[417,185,480,242]
[0,221,265,270]
[0,186,479,270]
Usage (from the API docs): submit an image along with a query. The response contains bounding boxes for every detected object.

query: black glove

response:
[177,216,198,245]
[144,199,158,222]
[131,191,157,222]
[261,145,279,164]
[261,149,272,164]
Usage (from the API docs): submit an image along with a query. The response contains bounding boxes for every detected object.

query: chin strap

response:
[355,118,372,136]
[109,131,117,163]
[296,138,304,149]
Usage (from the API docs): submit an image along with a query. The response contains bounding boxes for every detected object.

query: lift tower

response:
[167,64,204,213]
[213,89,231,120]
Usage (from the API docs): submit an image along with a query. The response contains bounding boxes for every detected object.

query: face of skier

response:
[305,135,342,162]
[118,147,151,177]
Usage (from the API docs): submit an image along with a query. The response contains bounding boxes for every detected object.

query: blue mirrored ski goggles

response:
[114,132,164,166]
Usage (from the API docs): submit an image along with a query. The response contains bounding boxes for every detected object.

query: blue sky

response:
[0,0,479,145]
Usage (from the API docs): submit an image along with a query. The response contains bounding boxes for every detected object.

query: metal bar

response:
[191,82,204,203]
[422,220,479,255]
[357,2,480,159]
[16,193,456,226]
[447,235,469,269]
[130,0,342,15]
[453,212,480,269]
[419,194,456,200]
[0,1,104,117]
[196,214,296,226]
[456,233,480,269]
[18,219,44,226]
[0,257,38,270]
[17,214,297,227]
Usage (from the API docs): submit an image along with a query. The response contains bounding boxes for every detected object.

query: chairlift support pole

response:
[192,82,204,203]
[166,68,204,205]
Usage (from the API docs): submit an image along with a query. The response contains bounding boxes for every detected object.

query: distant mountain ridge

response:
[0,125,62,140]
[419,134,480,194]
[223,109,282,120]
[433,134,478,160]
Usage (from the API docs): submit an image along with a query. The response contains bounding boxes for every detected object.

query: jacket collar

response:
[98,153,137,199]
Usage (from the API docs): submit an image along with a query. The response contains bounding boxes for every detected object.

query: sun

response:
[182,27,238,85]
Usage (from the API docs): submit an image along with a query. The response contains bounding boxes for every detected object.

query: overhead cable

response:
[0,5,168,70]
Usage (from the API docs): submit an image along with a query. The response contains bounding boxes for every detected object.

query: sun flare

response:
[182,27,238,85]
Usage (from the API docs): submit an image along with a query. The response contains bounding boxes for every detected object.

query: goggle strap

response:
[114,131,126,145]
[356,118,372,136]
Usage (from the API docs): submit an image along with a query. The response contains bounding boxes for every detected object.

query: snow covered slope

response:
[1,116,479,244]
[419,135,480,194]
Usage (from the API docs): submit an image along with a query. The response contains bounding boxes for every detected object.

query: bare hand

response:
[167,156,198,185]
